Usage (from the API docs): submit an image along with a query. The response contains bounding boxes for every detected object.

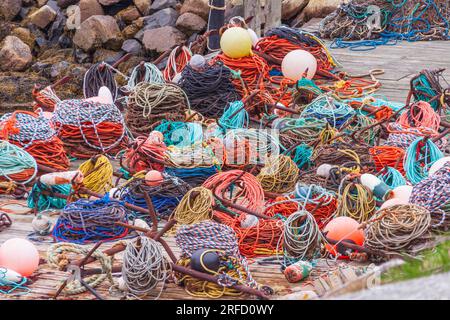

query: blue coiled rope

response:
[165,166,218,186]
[301,95,355,129]
[52,195,129,244]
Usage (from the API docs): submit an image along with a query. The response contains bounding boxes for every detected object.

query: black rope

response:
[179,62,240,118]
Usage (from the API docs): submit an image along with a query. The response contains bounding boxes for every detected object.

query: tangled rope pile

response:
[280,210,322,263]
[213,53,270,96]
[410,162,450,214]
[78,155,114,195]
[83,62,119,101]
[125,82,190,137]
[301,95,355,129]
[172,187,214,225]
[175,220,257,298]
[123,134,167,173]
[258,26,338,77]
[52,100,126,158]
[47,242,114,295]
[121,173,191,221]
[320,0,450,50]
[257,155,299,193]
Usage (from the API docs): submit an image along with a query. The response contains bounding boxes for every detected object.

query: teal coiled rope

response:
[154,120,203,147]
[218,101,249,131]
[127,62,165,90]
[301,95,355,129]
[404,137,443,185]
[28,182,72,211]
[0,140,37,184]
[378,166,406,188]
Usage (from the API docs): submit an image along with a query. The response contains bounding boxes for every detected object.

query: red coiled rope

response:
[123,135,167,173]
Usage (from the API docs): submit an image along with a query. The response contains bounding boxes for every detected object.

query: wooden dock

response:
[1,23,450,300]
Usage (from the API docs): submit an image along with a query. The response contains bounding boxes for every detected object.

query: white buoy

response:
[32,214,53,235]
[379,197,408,210]
[98,86,114,104]
[360,173,392,200]
[240,214,259,228]
[247,28,259,46]
[0,268,24,284]
[428,156,450,176]
[189,54,206,71]
[316,164,334,178]
[39,170,83,186]
[391,185,413,202]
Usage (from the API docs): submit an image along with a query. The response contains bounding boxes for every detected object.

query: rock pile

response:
[0,0,340,111]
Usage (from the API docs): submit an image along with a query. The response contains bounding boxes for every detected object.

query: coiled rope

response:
[52,100,126,158]
[364,204,431,254]
[125,82,190,137]
[78,155,114,195]
[52,195,129,244]
[172,187,214,225]
[179,63,241,118]
[47,242,114,295]
[256,155,299,193]
[0,140,37,187]
[404,137,443,185]
[121,236,171,299]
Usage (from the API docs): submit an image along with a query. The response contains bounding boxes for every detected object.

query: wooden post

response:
[244,0,262,36]
[264,0,282,33]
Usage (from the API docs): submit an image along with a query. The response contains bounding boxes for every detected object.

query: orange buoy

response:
[145,170,164,187]
[323,217,364,259]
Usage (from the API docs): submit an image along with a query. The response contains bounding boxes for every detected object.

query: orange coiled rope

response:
[202,170,265,214]
[163,46,192,82]
[396,101,441,131]
[0,110,70,171]
[321,77,381,99]
[266,193,337,230]
[256,35,335,78]
[369,146,406,175]
[213,53,270,97]
[203,170,284,257]
[214,211,284,258]
[265,196,299,218]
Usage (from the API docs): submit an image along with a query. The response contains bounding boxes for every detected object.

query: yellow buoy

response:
[220,27,253,59]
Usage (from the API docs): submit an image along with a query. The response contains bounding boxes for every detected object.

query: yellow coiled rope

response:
[79,155,114,195]
[337,181,375,222]
[257,155,299,193]
[171,187,214,225]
